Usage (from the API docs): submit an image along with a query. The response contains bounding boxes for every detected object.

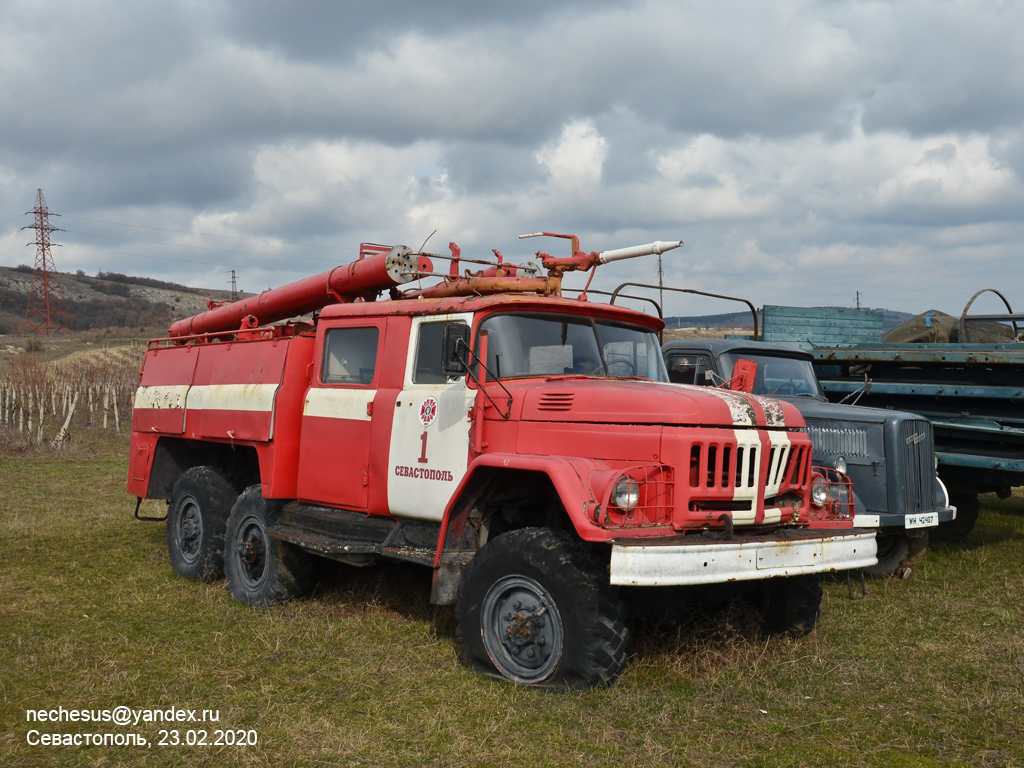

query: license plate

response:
[906,512,938,529]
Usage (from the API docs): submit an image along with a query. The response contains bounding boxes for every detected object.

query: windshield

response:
[476,312,668,382]
[720,352,822,397]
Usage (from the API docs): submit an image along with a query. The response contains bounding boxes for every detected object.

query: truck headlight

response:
[833,456,847,475]
[611,475,640,511]
[811,475,828,508]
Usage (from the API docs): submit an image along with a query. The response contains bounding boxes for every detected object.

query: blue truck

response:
[661,338,955,577]
[761,294,1024,540]
[604,282,954,578]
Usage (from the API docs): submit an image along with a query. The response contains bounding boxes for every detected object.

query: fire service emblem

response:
[419,397,438,427]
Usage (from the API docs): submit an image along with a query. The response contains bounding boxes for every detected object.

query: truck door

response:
[387,314,475,522]
[297,320,385,509]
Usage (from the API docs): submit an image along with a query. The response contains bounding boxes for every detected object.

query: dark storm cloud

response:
[854,3,1024,135]
[438,142,546,194]
[8,147,253,213]
[221,0,633,62]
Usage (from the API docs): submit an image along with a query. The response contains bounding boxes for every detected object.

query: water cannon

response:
[519,232,683,275]
[595,240,684,264]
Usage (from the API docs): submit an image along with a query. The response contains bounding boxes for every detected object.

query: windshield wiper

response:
[837,376,871,406]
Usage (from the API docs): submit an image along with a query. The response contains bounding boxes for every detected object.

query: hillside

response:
[0,266,237,335]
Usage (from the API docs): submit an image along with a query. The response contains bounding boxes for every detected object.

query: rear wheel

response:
[933,492,979,542]
[224,486,314,607]
[455,528,628,691]
[167,466,237,582]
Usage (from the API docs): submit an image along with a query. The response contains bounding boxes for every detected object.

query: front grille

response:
[806,426,869,457]
[685,435,807,525]
[764,442,792,494]
[897,419,934,513]
[688,441,740,490]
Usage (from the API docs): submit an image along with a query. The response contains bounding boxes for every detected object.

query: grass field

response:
[2,435,1022,767]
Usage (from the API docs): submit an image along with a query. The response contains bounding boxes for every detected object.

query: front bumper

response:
[609,530,877,587]
[854,505,957,530]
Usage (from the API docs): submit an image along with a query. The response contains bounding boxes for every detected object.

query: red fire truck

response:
[128,234,876,690]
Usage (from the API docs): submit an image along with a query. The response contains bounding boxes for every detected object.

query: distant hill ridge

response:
[0,265,239,334]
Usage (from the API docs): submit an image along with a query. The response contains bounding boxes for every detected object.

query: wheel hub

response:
[177,498,203,563]
[236,520,268,586]
[505,601,549,654]
[482,576,563,681]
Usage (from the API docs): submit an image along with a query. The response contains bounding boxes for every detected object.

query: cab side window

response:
[323,327,380,385]
[668,354,712,386]
[413,321,465,384]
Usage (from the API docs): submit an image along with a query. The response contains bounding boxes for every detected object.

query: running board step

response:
[271,503,440,566]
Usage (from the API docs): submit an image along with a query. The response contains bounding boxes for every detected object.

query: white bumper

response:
[609,531,877,587]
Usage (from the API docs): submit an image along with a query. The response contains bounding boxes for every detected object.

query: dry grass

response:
[1,438,1023,767]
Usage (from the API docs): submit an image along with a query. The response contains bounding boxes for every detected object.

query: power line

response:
[60,215,364,252]
[62,227,338,265]
[64,244,321,274]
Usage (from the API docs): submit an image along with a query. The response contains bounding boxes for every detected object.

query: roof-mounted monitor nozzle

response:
[596,240,684,264]
[519,232,683,275]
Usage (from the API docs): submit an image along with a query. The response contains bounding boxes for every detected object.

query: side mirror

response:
[726,358,757,393]
[442,323,471,377]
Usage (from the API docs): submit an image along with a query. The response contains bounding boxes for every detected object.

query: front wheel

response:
[864,532,929,579]
[933,492,979,542]
[455,528,628,691]
[764,574,822,638]
[224,486,314,607]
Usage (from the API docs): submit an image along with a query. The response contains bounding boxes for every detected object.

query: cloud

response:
[1,0,1024,317]
[536,121,608,187]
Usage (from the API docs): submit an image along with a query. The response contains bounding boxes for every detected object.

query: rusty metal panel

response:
[133,345,200,434]
[186,340,289,442]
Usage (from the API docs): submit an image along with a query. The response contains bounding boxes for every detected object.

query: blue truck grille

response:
[898,419,934,513]
[806,426,869,457]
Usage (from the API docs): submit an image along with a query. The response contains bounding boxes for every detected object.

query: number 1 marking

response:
[418,431,429,464]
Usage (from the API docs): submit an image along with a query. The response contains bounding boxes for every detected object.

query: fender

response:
[434,452,611,567]
[430,452,617,605]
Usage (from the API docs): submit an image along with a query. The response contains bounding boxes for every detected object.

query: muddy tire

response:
[865,532,929,579]
[455,528,628,691]
[764,574,822,638]
[933,492,979,542]
[224,486,314,607]
[167,466,237,582]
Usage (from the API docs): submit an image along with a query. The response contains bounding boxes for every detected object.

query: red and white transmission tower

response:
[22,188,73,335]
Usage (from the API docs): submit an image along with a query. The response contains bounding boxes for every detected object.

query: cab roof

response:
[662,337,813,361]
[318,291,666,332]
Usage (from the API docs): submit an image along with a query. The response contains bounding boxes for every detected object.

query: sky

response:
[1,0,1023,319]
